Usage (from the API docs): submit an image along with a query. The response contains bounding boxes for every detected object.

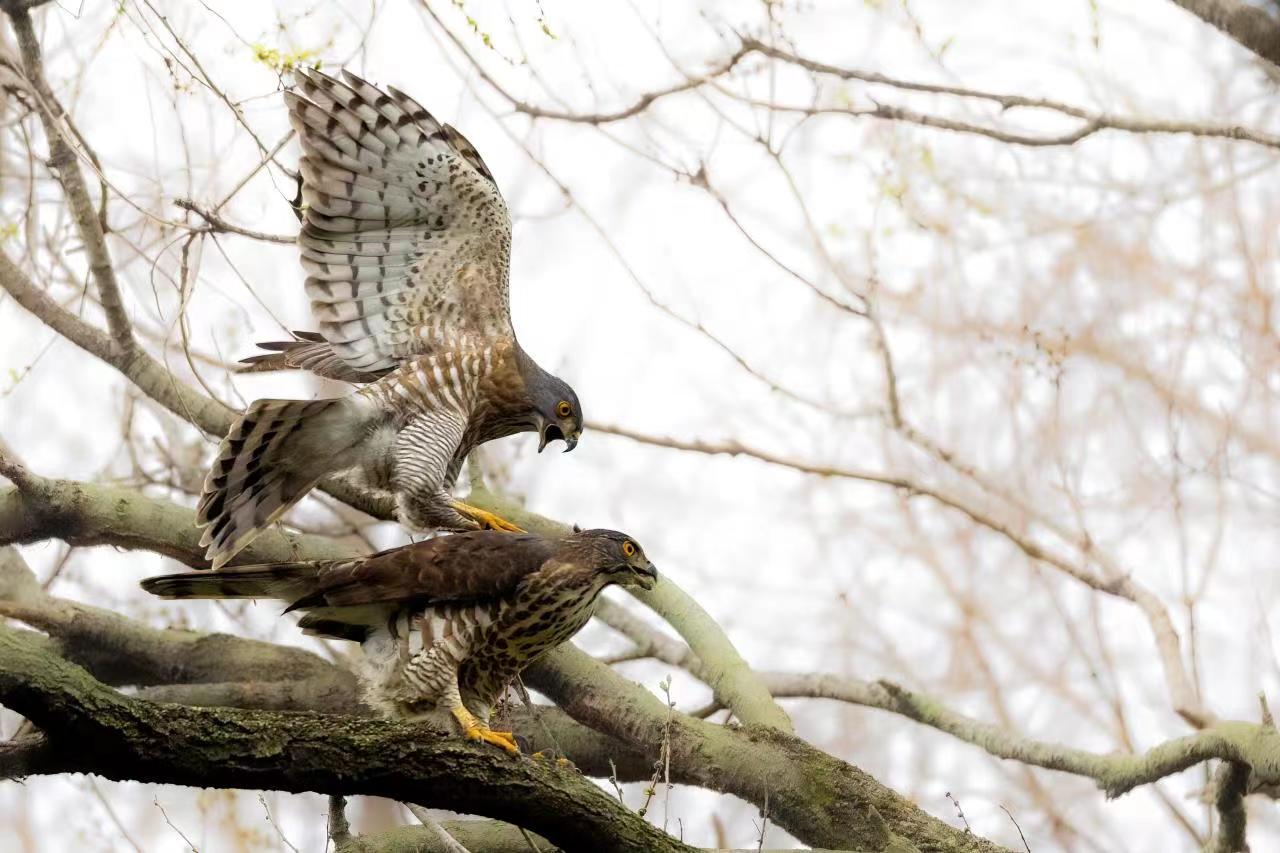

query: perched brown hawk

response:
[198,68,583,568]
[141,530,656,753]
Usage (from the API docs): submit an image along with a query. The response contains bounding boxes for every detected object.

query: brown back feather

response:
[143,533,557,641]
[285,531,555,613]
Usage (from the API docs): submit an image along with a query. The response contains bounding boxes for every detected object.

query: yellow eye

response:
[622,541,636,557]
[556,401,572,418]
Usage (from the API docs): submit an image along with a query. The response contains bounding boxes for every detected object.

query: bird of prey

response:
[141,529,657,753]
[197,68,583,568]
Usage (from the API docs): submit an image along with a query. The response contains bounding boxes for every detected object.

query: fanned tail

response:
[197,396,373,569]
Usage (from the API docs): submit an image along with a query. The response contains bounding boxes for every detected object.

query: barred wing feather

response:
[287,68,513,376]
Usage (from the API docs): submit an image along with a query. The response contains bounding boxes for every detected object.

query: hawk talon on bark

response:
[141,529,658,754]
[452,705,520,755]
[196,68,582,568]
[450,500,525,533]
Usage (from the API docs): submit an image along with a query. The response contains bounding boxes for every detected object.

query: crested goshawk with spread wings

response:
[142,530,657,752]
[197,69,583,568]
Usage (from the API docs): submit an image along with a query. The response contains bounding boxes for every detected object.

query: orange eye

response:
[556,401,572,418]
[622,541,636,557]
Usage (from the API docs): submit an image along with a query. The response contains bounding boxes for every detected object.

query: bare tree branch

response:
[6,5,136,354]
[0,249,395,521]
[737,36,1280,150]
[173,198,295,245]
[1169,0,1280,66]
[590,422,1209,725]
[1204,761,1251,853]
[420,11,1280,151]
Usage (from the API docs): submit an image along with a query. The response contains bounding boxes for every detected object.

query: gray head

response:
[517,351,583,452]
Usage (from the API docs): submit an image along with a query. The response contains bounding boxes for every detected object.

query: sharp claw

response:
[463,723,520,754]
[452,502,525,533]
[452,705,519,754]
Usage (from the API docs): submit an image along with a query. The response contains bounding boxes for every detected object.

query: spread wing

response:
[287,68,514,377]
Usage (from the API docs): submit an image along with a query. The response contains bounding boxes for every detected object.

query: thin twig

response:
[999,805,1031,852]
[257,793,300,853]
[153,797,199,853]
[174,198,294,244]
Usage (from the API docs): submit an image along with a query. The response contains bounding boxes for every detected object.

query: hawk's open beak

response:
[563,432,579,453]
[538,423,565,453]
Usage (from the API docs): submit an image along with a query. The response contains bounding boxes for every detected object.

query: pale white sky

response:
[2,1,1279,850]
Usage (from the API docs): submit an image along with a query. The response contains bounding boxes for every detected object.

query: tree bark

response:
[0,623,696,853]
[1168,0,1280,65]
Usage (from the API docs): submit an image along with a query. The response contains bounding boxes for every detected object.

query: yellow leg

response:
[451,705,520,754]
[451,500,525,533]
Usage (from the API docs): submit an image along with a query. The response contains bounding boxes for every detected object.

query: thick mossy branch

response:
[1204,761,1251,853]
[9,476,1279,847]
[0,544,360,708]
[0,518,999,850]
[526,646,1005,853]
[0,624,695,853]
[766,674,1280,798]
[0,476,352,568]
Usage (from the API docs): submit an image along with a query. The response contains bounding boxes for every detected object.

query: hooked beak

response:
[633,562,658,591]
[537,424,579,453]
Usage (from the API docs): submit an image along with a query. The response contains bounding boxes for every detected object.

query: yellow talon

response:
[451,705,520,754]
[468,726,520,753]
[451,501,524,533]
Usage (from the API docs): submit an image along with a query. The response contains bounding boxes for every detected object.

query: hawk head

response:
[558,528,658,590]
[527,369,583,453]
[512,347,583,452]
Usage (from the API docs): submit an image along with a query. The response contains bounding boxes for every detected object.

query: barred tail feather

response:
[141,563,320,600]
[197,396,372,569]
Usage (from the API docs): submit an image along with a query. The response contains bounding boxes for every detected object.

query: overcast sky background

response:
[2,1,1279,850]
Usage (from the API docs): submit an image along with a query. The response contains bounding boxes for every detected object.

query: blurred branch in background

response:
[2,0,1279,850]
[1168,0,1280,66]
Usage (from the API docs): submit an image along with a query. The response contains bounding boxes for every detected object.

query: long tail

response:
[141,562,320,600]
[197,396,372,569]
[237,331,386,384]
